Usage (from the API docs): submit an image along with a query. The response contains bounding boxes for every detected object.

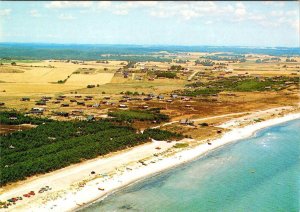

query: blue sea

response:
[81,119,300,212]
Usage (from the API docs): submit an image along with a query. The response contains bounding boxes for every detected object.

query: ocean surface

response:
[82,119,300,212]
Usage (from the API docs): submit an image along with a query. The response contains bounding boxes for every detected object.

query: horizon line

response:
[0,42,298,49]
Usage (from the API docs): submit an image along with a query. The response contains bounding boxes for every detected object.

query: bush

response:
[143,128,183,141]
[200,122,209,127]
[108,110,169,122]
[155,71,177,79]
[173,142,189,148]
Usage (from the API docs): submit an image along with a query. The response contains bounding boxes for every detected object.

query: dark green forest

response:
[0,115,180,186]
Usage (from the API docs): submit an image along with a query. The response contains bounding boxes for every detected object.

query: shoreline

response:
[1,110,299,211]
[45,112,300,212]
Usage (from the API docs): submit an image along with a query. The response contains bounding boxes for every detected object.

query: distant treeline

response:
[0,111,51,125]
[183,76,299,96]
[0,43,299,61]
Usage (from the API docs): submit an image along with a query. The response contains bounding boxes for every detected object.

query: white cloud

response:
[98,1,111,9]
[29,9,41,17]
[59,14,76,20]
[46,1,93,9]
[0,9,11,17]
[205,20,213,25]
[97,1,159,16]
[234,2,247,20]
[113,10,128,16]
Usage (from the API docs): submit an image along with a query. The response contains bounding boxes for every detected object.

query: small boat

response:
[98,188,105,191]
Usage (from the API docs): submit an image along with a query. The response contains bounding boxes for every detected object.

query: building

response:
[179,119,194,125]
[86,115,95,121]
[30,107,44,115]
[54,111,69,117]
[119,104,128,108]
[20,97,30,101]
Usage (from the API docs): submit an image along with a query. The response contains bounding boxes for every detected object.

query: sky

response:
[0,1,299,47]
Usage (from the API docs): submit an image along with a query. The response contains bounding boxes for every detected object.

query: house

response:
[104,96,111,100]
[71,110,83,115]
[58,95,66,99]
[61,103,69,107]
[20,97,30,101]
[157,95,164,100]
[75,95,82,98]
[41,98,50,102]
[77,102,85,106]
[166,99,173,103]
[119,104,128,108]
[53,101,61,104]
[123,72,129,78]
[36,101,46,106]
[179,119,194,125]
[87,85,95,88]
[30,107,44,115]
[119,99,128,103]
[92,103,100,108]
[86,115,95,121]
[182,97,191,101]
[42,96,52,100]
[70,99,77,102]
[143,97,152,101]
[170,94,178,99]
[148,93,156,98]
[54,111,69,117]
[139,105,149,109]
[129,97,141,101]
[0,102,5,106]
[9,116,18,120]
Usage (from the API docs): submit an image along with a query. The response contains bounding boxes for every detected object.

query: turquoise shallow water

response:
[82,119,300,212]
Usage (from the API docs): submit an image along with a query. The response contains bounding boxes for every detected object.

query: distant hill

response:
[0,43,299,61]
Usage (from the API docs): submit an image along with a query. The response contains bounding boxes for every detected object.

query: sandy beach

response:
[1,107,300,212]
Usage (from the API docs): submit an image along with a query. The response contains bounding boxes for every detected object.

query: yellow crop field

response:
[66,73,114,86]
